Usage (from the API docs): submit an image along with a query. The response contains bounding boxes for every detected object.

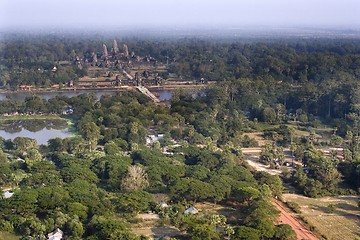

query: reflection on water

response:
[0,89,207,102]
[0,90,175,101]
[0,119,72,145]
[0,89,203,145]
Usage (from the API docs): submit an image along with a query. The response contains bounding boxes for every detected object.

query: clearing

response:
[243,132,271,146]
[0,231,19,240]
[244,155,283,175]
[132,226,183,239]
[282,193,360,240]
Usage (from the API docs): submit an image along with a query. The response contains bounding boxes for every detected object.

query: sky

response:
[0,0,359,31]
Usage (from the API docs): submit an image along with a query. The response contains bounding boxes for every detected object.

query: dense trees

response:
[290,146,343,197]
[0,88,286,239]
[1,34,360,239]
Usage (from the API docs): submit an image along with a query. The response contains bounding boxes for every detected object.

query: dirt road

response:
[245,156,282,175]
[273,201,319,240]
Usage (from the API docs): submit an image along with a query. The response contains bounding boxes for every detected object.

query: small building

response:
[184,207,198,215]
[3,191,14,198]
[159,200,169,208]
[146,134,164,145]
[47,228,63,240]
[63,108,73,115]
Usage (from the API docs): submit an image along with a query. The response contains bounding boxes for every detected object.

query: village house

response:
[184,206,199,215]
[159,200,169,208]
[146,134,164,145]
[47,228,63,240]
[3,191,14,198]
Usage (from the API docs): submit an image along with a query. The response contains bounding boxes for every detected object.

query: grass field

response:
[282,193,360,240]
[0,231,19,240]
[243,132,272,146]
[132,226,183,239]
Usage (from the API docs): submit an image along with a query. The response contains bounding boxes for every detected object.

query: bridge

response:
[136,87,160,103]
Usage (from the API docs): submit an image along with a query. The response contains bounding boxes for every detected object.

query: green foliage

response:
[66,179,107,216]
[273,224,297,240]
[8,189,38,218]
[292,146,342,196]
[66,216,84,238]
[67,202,88,221]
[13,137,37,153]
[244,200,279,238]
[78,122,101,151]
[187,223,220,240]
[234,226,260,240]
[115,191,153,214]
[61,162,99,184]
[104,141,121,155]
[233,187,260,205]
[0,220,14,233]
[37,187,70,212]
[87,215,137,240]
[255,172,283,197]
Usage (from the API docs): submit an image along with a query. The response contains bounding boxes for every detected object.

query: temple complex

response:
[71,39,164,89]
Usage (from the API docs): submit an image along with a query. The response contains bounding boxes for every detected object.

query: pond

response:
[0,119,73,145]
[0,89,203,145]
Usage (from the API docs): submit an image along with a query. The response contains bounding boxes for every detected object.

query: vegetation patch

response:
[283,194,360,240]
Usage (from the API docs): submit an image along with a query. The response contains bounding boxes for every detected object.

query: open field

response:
[194,202,239,223]
[282,193,360,240]
[132,226,183,239]
[0,231,19,240]
[243,132,272,146]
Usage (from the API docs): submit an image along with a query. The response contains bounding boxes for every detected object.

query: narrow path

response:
[273,200,319,240]
[137,86,160,103]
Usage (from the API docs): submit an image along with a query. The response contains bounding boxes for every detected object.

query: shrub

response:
[285,202,301,213]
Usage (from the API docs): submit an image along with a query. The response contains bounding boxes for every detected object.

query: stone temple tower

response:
[123,44,129,57]
[113,40,119,54]
[103,44,109,58]
[92,52,98,64]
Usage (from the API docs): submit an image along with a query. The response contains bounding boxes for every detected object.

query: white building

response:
[184,207,199,215]
[47,228,63,240]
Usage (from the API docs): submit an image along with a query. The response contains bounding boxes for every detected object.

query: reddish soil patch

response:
[273,201,319,240]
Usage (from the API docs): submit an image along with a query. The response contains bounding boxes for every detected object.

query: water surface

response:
[0,90,175,101]
[0,119,73,145]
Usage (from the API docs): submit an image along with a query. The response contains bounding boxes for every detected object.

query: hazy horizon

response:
[1,0,359,33]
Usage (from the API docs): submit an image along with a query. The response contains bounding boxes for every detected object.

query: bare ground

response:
[274,200,319,240]
[132,226,183,239]
[282,193,360,240]
[244,155,282,175]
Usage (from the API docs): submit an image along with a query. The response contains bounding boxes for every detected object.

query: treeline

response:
[1,34,360,88]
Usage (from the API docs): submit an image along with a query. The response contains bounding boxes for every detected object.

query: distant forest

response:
[1,35,360,83]
[1,35,360,123]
